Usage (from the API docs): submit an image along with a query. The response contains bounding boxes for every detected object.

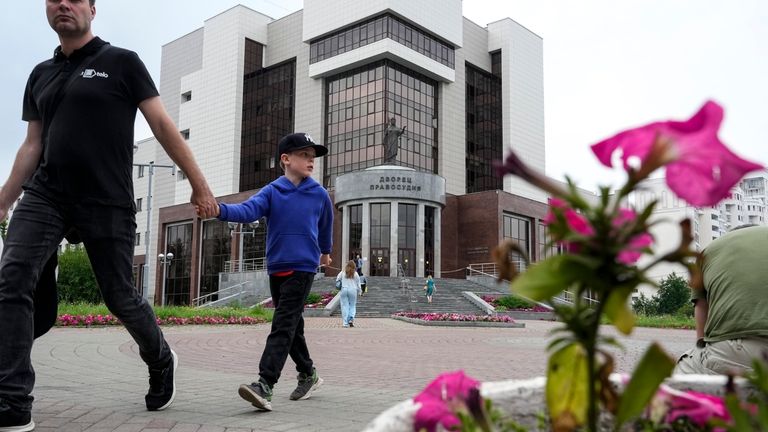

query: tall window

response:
[466,62,502,193]
[424,206,435,276]
[398,204,417,277]
[369,203,391,276]
[200,220,231,301]
[503,213,531,271]
[537,222,562,261]
[348,205,362,260]
[164,223,193,306]
[240,44,296,191]
[310,14,455,68]
[243,218,267,263]
[324,60,438,188]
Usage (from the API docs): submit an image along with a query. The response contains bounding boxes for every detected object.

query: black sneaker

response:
[289,368,323,401]
[145,349,178,411]
[238,379,273,411]
[0,400,34,432]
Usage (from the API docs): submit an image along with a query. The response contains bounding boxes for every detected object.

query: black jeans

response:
[0,191,171,411]
[258,271,315,386]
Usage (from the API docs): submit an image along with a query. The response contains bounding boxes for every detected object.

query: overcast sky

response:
[2,1,766,192]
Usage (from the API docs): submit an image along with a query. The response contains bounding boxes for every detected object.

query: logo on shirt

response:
[81,69,109,79]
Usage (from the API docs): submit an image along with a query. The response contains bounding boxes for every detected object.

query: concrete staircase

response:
[310,276,511,317]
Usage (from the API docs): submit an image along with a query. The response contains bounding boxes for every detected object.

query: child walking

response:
[424,274,436,303]
[336,261,362,327]
[211,132,333,411]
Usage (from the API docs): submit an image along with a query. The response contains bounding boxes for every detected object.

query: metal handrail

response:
[224,257,267,273]
[193,281,249,307]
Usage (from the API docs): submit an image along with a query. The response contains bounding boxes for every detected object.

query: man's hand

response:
[191,188,218,219]
[320,254,332,267]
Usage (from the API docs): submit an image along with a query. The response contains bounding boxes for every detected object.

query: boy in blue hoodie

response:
[211,132,333,411]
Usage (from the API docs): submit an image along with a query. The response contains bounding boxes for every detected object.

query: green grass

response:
[58,302,273,321]
[601,313,694,329]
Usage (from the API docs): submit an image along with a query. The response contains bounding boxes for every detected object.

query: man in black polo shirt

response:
[0,1,218,429]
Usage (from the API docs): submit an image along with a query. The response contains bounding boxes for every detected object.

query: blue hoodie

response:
[218,176,333,275]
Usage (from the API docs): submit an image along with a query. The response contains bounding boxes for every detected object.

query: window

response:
[323,60,438,188]
[137,165,145,178]
[369,203,391,277]
[135,232,141,246]
[181,91,192,103]
[348,205,362,260]
[136,197,143,211]
[424,206,435,276]
[177,170,187,181]
[503,213,531,271]
[465,62,502,192]
[397,204,417,277]
[180,129,190,140]
[309,13,455,68]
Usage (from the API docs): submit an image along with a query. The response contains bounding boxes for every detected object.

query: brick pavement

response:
[28,318,696,431]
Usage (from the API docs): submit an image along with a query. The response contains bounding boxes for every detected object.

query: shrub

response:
[631,292,657,316]
[493,295,535,310]
[57,248,101,304]
[655,272,691,315]
[675,302,694,318]
[305,292,322,305]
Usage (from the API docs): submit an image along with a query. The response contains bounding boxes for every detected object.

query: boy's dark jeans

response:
[259,272,315,386]
[0,191,171,411]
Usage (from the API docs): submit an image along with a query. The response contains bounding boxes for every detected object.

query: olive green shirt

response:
[694,226,768,343]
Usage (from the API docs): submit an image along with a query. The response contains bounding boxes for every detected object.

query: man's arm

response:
[138,96,217,218]
[0,120,43,222]
[694,298,709,340]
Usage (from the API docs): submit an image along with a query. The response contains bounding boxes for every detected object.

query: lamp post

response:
[228,221,259,272]
[133,159,175,301]
[157,252,174,306]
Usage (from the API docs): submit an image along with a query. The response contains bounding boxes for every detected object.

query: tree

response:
[654,272,691,315]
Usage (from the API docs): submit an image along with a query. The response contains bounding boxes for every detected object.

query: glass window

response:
[323,60,438,188]
[348,205,362,260]
[503,213,531,272]
[240,57,296,191]
[369,203,391,277]
[199,220,231,301]
[308,13,455,68]
[465,62,502,193]
[397,204,417,276]
[164,223,193,306]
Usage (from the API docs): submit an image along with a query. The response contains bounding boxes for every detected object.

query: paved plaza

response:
[28,318,695,431]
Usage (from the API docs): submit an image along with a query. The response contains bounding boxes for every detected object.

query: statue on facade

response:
[382,117,406,164]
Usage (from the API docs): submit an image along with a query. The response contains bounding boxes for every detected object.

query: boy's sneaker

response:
[238,379,273,411]
[145,349,178,411]
[289,368,323,401]
[0,400,34,432]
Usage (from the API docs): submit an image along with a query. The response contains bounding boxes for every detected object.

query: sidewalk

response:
[29,318,695,431]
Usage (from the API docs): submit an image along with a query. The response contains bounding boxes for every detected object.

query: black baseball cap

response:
[277,133,328,163]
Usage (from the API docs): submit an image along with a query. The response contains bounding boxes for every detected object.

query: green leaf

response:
[546,343,588,431]
[615,343,675,427]
[510,255,592,301]
[603,286,635,335]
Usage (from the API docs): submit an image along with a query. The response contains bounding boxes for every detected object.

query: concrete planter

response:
[363,374,745,431]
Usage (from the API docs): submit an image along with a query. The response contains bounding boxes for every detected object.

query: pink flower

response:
[612,208,637,228]
[413,371,480,432]
[649,384,730,430]
[591,100,763,207]
[616,232,654,265]
[544,198,595,238]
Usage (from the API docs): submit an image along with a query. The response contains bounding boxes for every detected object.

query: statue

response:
[382,117,406,164]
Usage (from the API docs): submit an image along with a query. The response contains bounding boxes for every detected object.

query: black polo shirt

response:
[22,37,159,208]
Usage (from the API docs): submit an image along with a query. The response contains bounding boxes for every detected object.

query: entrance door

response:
[369,248,390,277]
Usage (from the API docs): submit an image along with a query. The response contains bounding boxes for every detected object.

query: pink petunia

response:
[591,100,764,207]
[616,232,654,265]
[413,370,480,432]
[612,208,637,228]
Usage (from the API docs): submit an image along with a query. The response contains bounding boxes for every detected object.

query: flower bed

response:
[56,314,267,327]
[391,312,525,328]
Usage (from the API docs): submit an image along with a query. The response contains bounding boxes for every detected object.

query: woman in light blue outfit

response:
[336,260,362,327]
